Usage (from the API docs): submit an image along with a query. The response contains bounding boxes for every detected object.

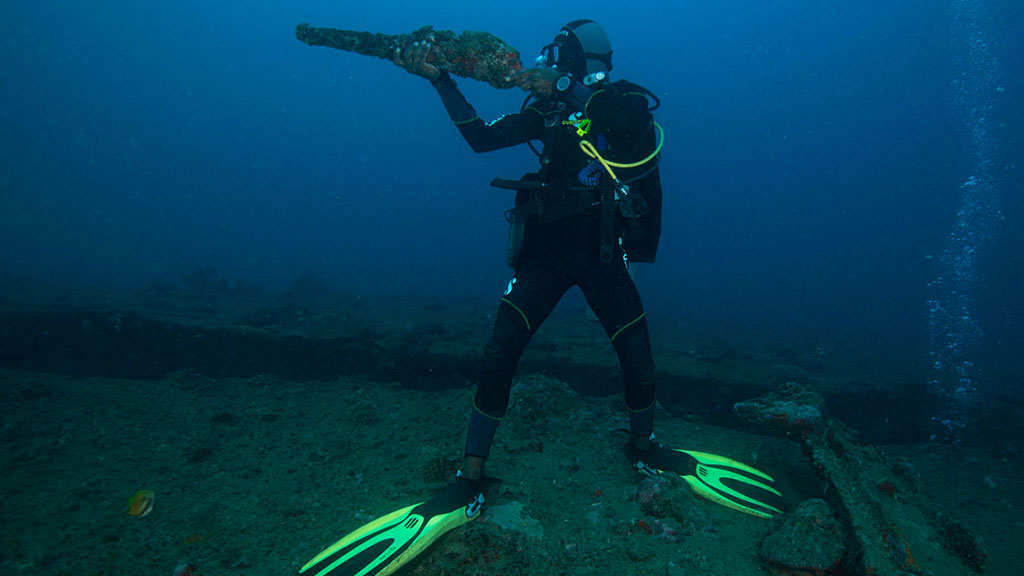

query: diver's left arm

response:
[431,72,543,152]
[392,42,541,153]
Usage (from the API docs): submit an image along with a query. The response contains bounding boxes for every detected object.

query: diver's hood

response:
[540,20,613,80]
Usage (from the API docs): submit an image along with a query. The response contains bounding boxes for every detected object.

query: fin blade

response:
[378,506,480,576]
[298,484,484,576]
[678,449,776,482]
[299,504,420,575]
[676,450,783,518]
[681,475,778,518]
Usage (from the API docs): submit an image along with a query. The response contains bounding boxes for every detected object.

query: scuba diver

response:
[296,20,782,576]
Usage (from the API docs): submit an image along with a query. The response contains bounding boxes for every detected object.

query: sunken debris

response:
[295,23,523,89]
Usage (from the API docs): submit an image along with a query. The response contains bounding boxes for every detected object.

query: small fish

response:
[127,490,155,517]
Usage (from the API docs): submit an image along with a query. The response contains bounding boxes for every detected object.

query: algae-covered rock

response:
[759,498,846,574]
[408,521,535,575]
[631,475,712,536]
[734,381,825,434]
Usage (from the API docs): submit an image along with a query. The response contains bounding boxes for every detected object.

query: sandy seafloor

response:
[1,284,1022,576]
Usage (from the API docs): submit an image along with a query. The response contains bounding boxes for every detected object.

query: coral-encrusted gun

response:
[295,23,523,89]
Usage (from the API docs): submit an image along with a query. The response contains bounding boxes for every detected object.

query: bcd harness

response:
[492,91,665,267]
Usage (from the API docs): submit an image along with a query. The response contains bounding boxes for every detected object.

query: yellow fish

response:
[127,490,155,517]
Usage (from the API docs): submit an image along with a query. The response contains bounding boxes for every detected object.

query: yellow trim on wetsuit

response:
[471,401,504,421]
[610,312,645,342]
[501,297,531,332]
[454,116,479,125]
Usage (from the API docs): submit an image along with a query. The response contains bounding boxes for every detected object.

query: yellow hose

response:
[578,122,664,182]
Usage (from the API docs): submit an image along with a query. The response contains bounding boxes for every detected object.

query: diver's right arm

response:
[393,42,541,153]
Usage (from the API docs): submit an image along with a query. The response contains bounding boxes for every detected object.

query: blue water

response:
[1,0,1020,338]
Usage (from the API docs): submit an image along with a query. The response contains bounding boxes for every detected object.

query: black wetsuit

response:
[430,72,663,458]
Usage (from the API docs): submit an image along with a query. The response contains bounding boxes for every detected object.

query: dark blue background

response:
[2,1,1020,335]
